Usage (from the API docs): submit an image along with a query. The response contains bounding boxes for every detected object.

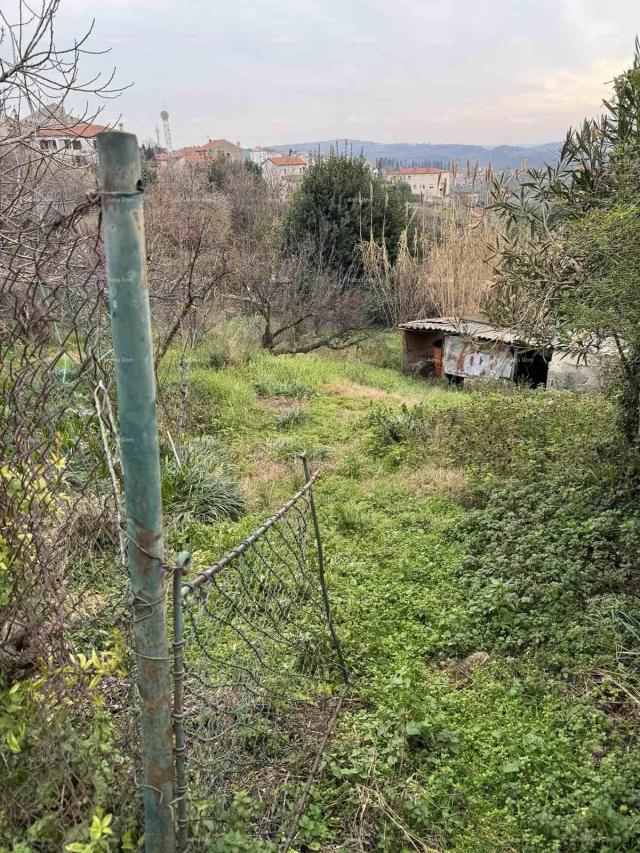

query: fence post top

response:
[96,131,141,193]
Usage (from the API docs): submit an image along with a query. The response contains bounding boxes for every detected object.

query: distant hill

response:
[268,139,561,170]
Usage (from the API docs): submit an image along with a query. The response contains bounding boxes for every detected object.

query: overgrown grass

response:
[274,405,308,430]
[97,332,640,848]
[161,436,244,527]
[252,375,313,399]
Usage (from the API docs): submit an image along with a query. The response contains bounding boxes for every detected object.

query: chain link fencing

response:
[172,464,349,851]
[0,170,140,845]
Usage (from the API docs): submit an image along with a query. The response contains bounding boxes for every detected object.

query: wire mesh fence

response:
[0,170,140,843]
[172,465,349,851]
[2,125,347,850]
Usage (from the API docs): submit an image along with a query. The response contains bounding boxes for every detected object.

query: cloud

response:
[560,0,627,48]
[34,0,640,146]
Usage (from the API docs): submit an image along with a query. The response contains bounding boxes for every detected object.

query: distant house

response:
[389,167,451,201]
[399,316,615,390]
[262,154,308,195]
[246,146,279,166]
[30,121,109,165]
[158,138,243,169]
[6,104,117,210]
[21,103,111,166]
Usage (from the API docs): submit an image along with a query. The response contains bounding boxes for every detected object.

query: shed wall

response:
[402,329,443,374]
[443,335,516,380]
[547,352,606,390]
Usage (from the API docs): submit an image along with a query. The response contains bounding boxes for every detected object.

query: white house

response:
[30,121,109,165]
[246,146,279,166]
[22,102,113,165]
[262,154,308,195]
[388,167,451,200]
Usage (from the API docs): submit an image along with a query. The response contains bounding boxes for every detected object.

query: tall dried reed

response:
[363,170,499,324]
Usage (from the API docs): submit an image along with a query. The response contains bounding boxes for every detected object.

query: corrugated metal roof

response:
[398,317,532,346]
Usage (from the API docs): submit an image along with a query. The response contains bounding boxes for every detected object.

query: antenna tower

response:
[160,110,172,152]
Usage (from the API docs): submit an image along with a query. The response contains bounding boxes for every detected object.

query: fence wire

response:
[173,472,348,851]
[0,153,138,845]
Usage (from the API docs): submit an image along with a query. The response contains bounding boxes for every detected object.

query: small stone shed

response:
[547,346,616,391]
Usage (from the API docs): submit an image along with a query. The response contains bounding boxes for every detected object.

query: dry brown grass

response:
[260,395,309,414]
[389,462,467,497]
[363,199,500,324]
[241,457,294,511]
[324,379,421,406]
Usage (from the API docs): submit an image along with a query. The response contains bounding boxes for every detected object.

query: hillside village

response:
[6,102,496,205]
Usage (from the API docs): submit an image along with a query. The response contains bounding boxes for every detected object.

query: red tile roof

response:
[267,155,307,167]
[169,146,205,164]
[391,167,447,176]
[36,122,109,138]
[171,140,234,164]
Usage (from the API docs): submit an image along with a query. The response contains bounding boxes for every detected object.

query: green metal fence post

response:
[96,131,175,852]
[173,551,190,852]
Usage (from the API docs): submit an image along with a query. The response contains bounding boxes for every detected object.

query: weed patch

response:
[161,436,244,526]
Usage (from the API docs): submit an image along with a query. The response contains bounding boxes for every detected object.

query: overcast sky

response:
[51,0,639,149]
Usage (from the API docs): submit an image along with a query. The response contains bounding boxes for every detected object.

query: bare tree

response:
[145,167,232,366]
[0,0,129,345]
[229,230,369,354]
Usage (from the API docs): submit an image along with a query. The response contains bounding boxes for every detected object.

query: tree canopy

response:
[284,152,411,278]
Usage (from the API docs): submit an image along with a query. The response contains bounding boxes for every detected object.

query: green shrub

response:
[454,478,640,671]
[202,342,229,370]
[161,437,244,526]
[0,643,138,849]
[365,388,612,483]
[365,403,427,452]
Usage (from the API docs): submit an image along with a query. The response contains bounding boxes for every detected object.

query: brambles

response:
[457,478,640,667]
[364,387,611,484]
